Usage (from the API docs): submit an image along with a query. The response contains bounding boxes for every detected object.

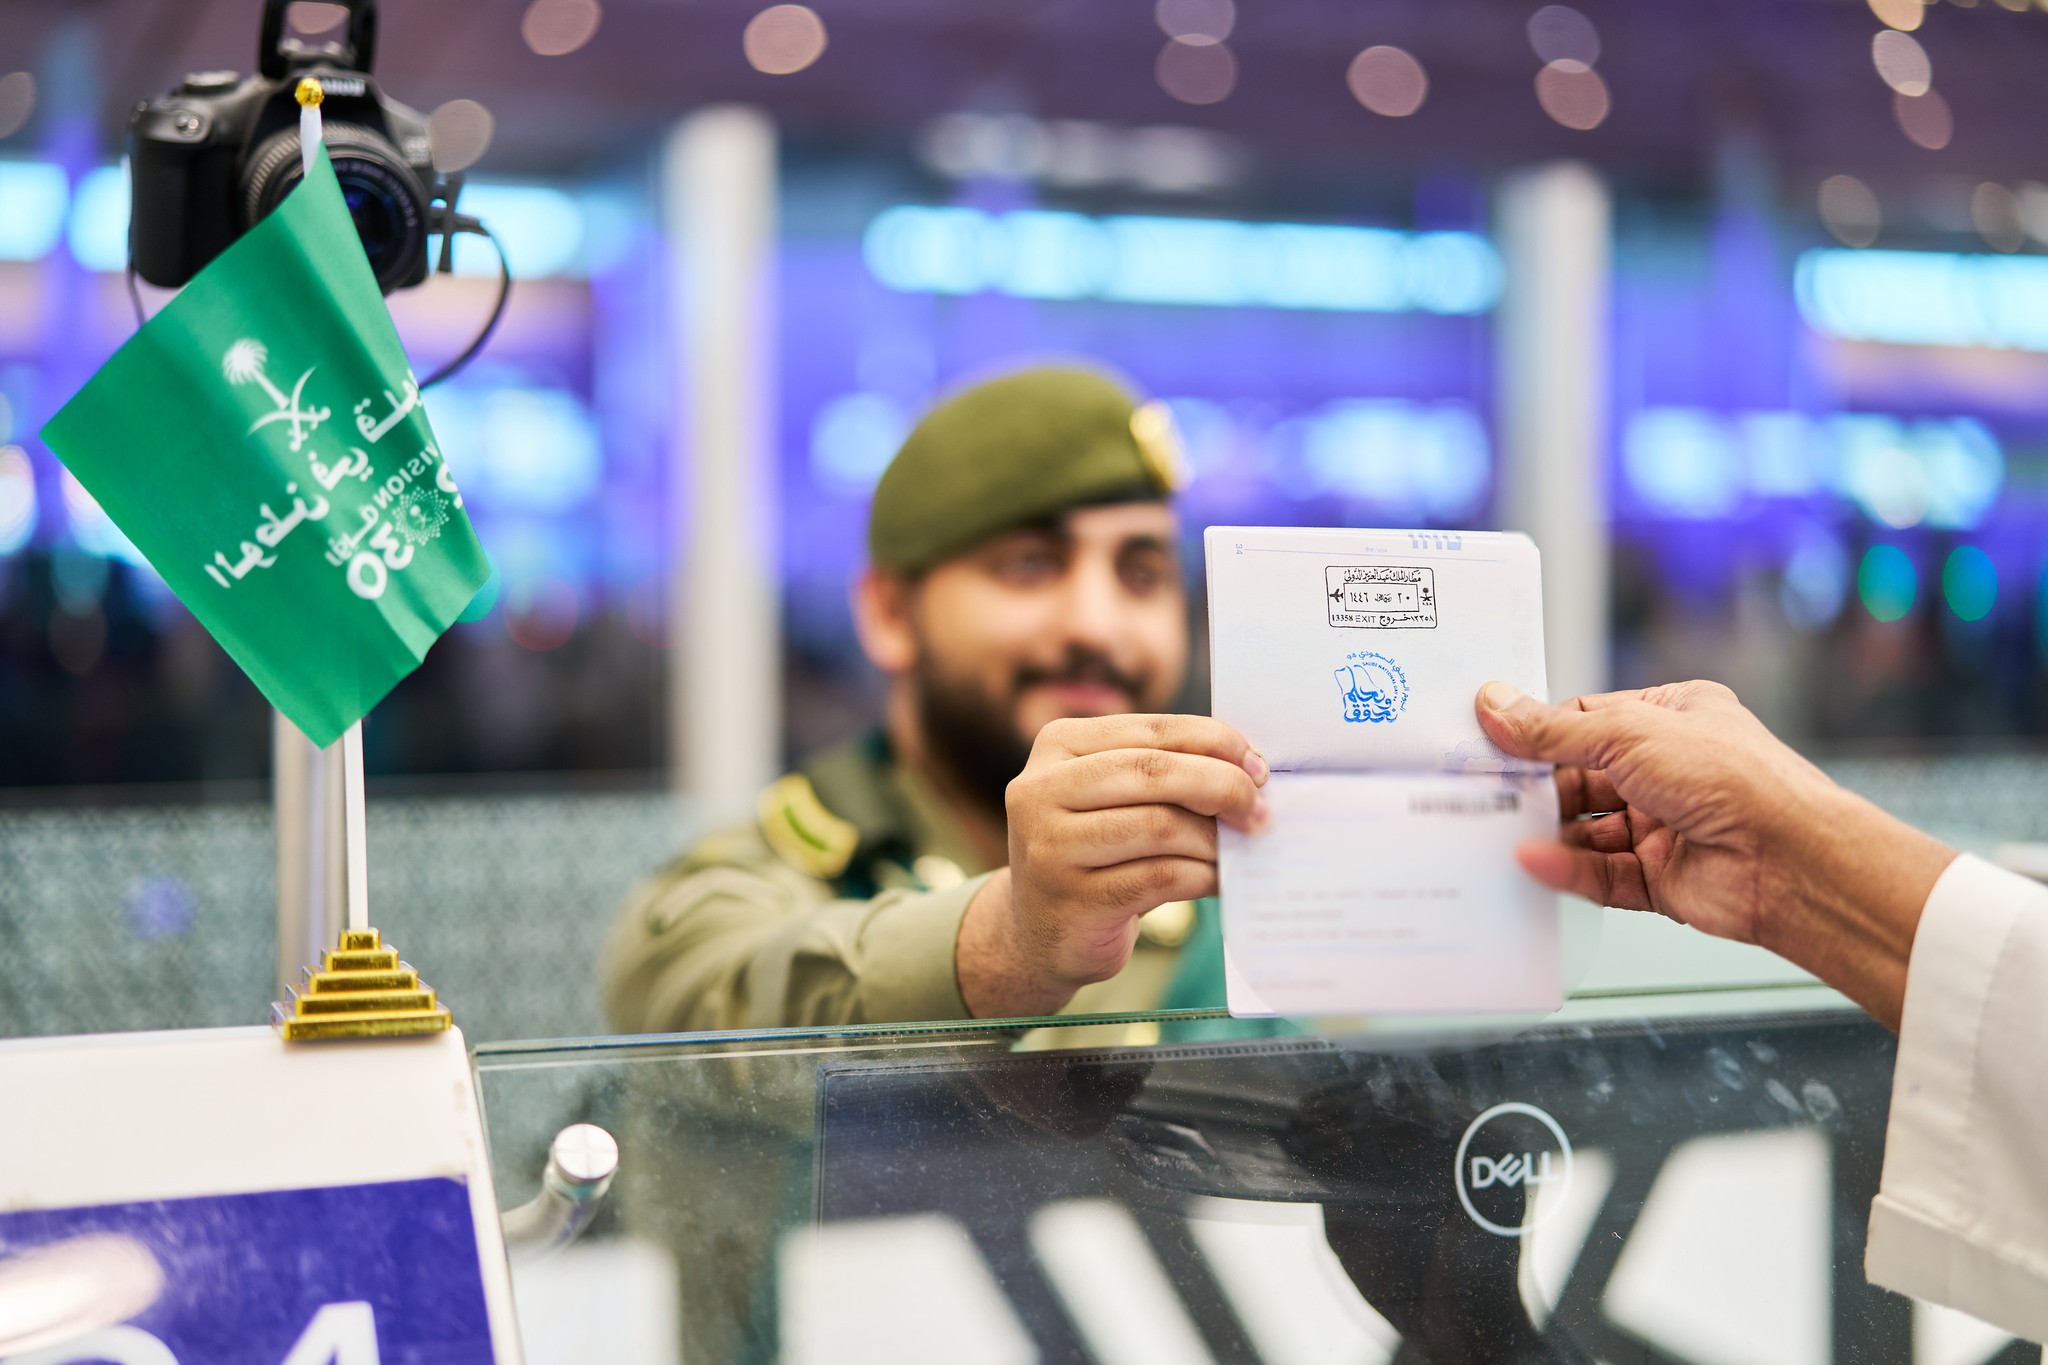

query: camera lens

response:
[241,121,429,293]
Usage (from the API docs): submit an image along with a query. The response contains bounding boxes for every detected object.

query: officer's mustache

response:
[1012,648,1146,703]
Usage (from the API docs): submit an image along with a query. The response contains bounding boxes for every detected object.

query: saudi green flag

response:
[41,147,488,749]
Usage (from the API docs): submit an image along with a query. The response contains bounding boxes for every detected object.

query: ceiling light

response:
[1155,0,1235,42]
[1893,88,1953,150]
[1971,182,2025,252]
[428,99,496,174]
[1527,6,1601,65]
[744,5,828,75]
[2015,182,2048,245]
[1156,38,1237,105]
[521,0,602,57]
[1346,46,1428,118]
[1818,174,1882,247]
[1871,30,1931,95]
[1535,61,1610,131]
[0,72,34,141]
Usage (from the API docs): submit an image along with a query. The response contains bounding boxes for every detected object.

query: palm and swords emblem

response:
[223,338,330,453]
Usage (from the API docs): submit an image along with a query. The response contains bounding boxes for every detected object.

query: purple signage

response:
[0,1178,497,1365]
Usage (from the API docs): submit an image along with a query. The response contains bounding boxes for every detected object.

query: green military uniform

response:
[600,729,1213,1032]
[601,364,1221,1033]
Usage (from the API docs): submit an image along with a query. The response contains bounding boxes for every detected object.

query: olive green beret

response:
[867,365,1187,574]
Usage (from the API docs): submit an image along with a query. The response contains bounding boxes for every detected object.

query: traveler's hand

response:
[958,714,1268,1019]
[1476,679,1955,1028]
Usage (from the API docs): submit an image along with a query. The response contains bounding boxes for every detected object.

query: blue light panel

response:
[1621,405,2004,530]
[0,161,67,261]
[863,205,1502,314]
[67,165,129,272]
[1795,248,2048,352]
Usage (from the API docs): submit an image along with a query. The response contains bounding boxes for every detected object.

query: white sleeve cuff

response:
[1865,853,2048,1340]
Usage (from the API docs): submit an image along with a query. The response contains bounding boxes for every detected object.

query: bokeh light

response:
[1347,46,1428,118]
[1942,545,1998,621]
[744,5,828,75]
[1868,0,1925,30]
[1894,89,1953,150]
[1156,37,1237,105]
[520,0,602,56]
[0,71,34,141]
[0,161,67,260]
[1535,61,1610,131]
[1781,529,1850,631]
[1623,408,1742,517]
[1871,30,1930,95]
[1858,544,1918,622]
[1843,435,1928,528]
[811,392,910,493]
[1156,0,1235,42]
[428,99,497,174]
[1818,174,1882,247]
[0,445,36,556]
[66,165,128,272]
[444,183,585,278]
[1527,5,1601,65]
[1300,400,1490,516]
[1971,182,2025,252]
[422,385,603,511]
[2017,182,2048,246]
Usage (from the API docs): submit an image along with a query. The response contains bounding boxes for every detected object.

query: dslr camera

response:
[130,0,442,294]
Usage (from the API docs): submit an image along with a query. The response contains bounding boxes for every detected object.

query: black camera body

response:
[129,0,438,294]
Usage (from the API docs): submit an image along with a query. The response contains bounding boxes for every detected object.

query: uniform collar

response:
[890,756,998,879]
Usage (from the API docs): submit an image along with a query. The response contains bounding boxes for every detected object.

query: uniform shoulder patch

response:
[758,772,861,880]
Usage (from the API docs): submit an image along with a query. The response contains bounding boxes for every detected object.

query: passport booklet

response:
[1206,526,1562,1017]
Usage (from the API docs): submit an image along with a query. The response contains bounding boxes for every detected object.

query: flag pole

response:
[293,79,373,937]
[341,722,369,934]
[292,77,374,937]
[298,77,323,178]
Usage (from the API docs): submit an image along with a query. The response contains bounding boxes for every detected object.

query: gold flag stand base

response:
[271,928,453,1042]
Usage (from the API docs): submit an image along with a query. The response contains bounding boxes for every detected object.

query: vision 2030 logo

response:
[1453,1101,1575,1237]
[1335,650,1409,724]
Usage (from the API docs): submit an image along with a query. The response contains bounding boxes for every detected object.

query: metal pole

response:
[273,711,346,999]
[1495,161,1613,703]
[661,106,782,825]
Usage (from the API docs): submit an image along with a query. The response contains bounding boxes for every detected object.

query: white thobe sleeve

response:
[1865,853,2048,1341]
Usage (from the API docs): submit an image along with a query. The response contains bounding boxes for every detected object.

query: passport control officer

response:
[601,365,1270,1032]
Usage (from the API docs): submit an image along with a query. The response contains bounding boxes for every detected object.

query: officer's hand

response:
[957,714,1268,1019]
[1476,679,1954,1029]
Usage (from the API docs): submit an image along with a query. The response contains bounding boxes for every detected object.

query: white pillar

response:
[661,107,782,824]
[1494,161,1612,702]
[274,712,346,998]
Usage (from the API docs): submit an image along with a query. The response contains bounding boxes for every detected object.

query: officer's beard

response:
[913,646,1148,826]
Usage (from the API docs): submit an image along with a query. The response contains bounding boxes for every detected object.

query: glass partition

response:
[476,987,2030,1365]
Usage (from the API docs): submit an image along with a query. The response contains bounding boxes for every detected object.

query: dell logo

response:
[1454,1101,1574,1237]
[1467,1150,1562,1190]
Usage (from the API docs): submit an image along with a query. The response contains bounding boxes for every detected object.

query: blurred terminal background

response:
[5,0,2048,1042]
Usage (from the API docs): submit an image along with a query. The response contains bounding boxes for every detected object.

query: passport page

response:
[1205,526,1561,1017]
[1205,526,1549,773]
